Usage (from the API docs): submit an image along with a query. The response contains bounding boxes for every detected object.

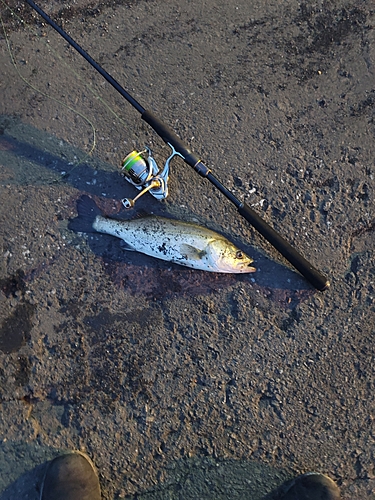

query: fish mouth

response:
[240,261,256,273]
[229,257,256,273]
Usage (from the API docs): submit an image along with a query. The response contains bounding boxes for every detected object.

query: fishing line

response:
[1,0,135,168]
[17,0,330,290]
[0,2,98,173]
[0,0,141,121]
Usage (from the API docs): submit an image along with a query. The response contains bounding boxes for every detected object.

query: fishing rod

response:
[23,0,330,291]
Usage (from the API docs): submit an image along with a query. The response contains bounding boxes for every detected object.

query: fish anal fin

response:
[120,240,136,251]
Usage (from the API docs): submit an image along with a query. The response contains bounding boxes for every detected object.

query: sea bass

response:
[70,195,256,273]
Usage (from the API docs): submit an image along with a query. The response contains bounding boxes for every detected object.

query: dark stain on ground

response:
[296,5,368,53]
[45,305,163,410]
[0,269,26,298]
[59,298,86,320]
[0,302,36,354]
[283,5,369,81]
[84,307,160,337]
[14,355,32,386]
[104,258,239,298]
[85,307,163,409]
[56,300,163,340]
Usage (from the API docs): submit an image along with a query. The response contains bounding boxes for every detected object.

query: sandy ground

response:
[0,0,375,498]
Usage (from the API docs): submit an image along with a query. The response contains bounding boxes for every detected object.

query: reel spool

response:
[121,150,156,187]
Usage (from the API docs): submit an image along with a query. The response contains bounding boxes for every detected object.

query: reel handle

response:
[122,179,163,209]
[238,202,330,291]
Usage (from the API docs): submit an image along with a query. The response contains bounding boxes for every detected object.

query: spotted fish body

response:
[94,215,255,272]
[71,196,256,273]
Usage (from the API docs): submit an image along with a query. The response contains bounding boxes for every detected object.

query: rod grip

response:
[238,203,330,291]
[142,109,199,167]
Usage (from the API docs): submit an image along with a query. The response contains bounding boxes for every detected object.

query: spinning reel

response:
[120,145,183,208]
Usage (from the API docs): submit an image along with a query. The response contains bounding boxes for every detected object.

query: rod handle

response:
[238,203,330,291]
[142,110,199,167]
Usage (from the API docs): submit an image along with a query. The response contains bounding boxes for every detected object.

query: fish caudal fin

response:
[68,195,102,233]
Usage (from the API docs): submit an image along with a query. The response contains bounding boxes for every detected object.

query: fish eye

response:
[236,250,243,259]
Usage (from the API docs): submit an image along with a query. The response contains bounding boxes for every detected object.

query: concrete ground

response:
[0,0,374,498]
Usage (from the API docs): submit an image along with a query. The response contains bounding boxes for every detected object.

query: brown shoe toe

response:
[40,451,101,500]
[277,473,340,500]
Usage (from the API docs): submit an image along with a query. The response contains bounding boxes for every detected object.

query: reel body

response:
[120,145,182,208]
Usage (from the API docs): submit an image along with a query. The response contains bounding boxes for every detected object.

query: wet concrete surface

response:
[0,0,375,498]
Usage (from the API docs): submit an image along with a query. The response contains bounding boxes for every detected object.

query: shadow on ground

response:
[124,457,293,500]
[0,441,56,500]
[0,443,292,500]
[0,114,315,301]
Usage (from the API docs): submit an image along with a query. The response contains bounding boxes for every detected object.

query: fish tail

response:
[68,195,102,233]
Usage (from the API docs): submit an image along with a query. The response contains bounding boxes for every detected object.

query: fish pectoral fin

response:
[180,243,207,261]
[120,240,136,251]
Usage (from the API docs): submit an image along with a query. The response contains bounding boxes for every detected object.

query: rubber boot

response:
[276,472,340,500]
[40,451,102,500]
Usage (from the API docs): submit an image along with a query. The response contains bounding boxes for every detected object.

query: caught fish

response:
[69,195,256,273]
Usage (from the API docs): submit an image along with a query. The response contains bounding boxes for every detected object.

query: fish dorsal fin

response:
[132,208,152,219]
[180,243,207,261]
